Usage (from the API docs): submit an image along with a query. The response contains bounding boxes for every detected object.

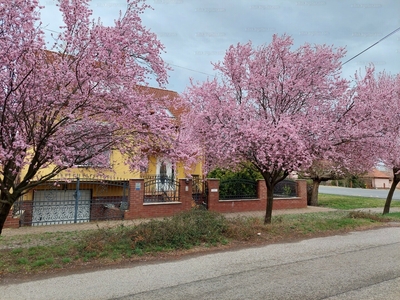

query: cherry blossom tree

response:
[301,76,383,206]
[304,142,379,206]
[303,67,399,210]
[0,0,175,233]
[357,71,400,214]
[181,35,349,224]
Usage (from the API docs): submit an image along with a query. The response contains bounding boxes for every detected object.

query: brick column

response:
[179,178,193,210]
[296,179,308,207]
[206,179,220,212]
[4,209,20,229]
[257,179,267,210]
[124,179,144,220]
[257,180,267,201]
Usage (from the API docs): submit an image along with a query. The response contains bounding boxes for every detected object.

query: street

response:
[1,226,400,300]
[319,185,400,200]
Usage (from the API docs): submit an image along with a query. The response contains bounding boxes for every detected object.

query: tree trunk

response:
[383,168,400,214]
[0,201,12,235]
[264,185,274,224]
[310,179,321,206]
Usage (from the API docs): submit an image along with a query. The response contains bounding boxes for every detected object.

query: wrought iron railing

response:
[143,175,180,203]
[273,179,297,198]
[219,179,258,200]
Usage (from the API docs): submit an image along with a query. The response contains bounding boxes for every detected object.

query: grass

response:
[318,193,400,210]
[1,197,400,278]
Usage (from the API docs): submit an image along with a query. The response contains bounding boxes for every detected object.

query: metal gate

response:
[192,175,208,209]
[15,177,129,226]
[32,189,91,225]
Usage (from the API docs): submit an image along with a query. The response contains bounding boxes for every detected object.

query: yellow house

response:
[15,87,203,226]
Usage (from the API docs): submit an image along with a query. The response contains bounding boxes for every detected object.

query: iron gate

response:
[15,177,129,226]
[192,175,208,209]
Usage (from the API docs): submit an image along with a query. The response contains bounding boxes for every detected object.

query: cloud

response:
[39,0,400,93]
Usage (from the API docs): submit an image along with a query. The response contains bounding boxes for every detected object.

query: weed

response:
[46,257,54,264]
[11,248,23,255]
[83,252,98,261]
[62,257,71,264]
[348,211,389,222]
[133,248,144,256]
[16,257,28,265]
[111,251,120,261]
[31,260,46,267]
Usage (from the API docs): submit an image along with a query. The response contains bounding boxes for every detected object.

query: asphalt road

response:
[2,226,400,300]
[319,185,400,200]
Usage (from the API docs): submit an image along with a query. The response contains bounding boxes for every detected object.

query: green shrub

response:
[131,209,229,251]
[77,209,229,255]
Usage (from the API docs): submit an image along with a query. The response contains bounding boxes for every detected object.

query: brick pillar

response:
[257,179,267,211]
[257,180,267,201]
[4,209,20,229]
[206,179,220,212]
[124,179,144,220]
[296,179,307,207]
[179,179,193,210]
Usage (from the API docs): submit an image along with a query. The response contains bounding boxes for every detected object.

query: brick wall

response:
[206,179,307,213]
[4,210,20,229]
[3,178,307,228]
[90,197,124,221]
[207,179,267,213]
[124,178,193,220]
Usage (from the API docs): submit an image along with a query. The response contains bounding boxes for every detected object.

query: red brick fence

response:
[123,178,307,219]
[4,179,307,228]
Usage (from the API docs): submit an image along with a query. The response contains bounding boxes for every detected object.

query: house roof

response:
[135,85,185,120]
[137,86,179,100]
[366,169,391,179]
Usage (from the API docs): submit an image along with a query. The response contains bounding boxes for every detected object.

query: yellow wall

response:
[29,150,140,182]
[22,181,127,201]
[145,156,203,179]
[26,150,203,182]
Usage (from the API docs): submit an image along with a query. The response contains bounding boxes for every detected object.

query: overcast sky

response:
[39,0,400,93]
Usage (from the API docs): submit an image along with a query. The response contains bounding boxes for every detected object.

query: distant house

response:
[363,169,391,189]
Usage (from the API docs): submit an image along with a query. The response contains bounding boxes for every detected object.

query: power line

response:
[342,26,400,65]
[166,62,216,77]
[43,28,60,34]
[40,27,216,77]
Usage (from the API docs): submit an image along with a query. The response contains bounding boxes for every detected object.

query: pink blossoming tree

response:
[356,71,400,214]
[0,0,175,233]
[181,35,349,224]
[302,71,384,206]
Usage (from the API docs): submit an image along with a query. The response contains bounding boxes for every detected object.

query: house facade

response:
[7,87,203,227]
[363,169,391,189]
